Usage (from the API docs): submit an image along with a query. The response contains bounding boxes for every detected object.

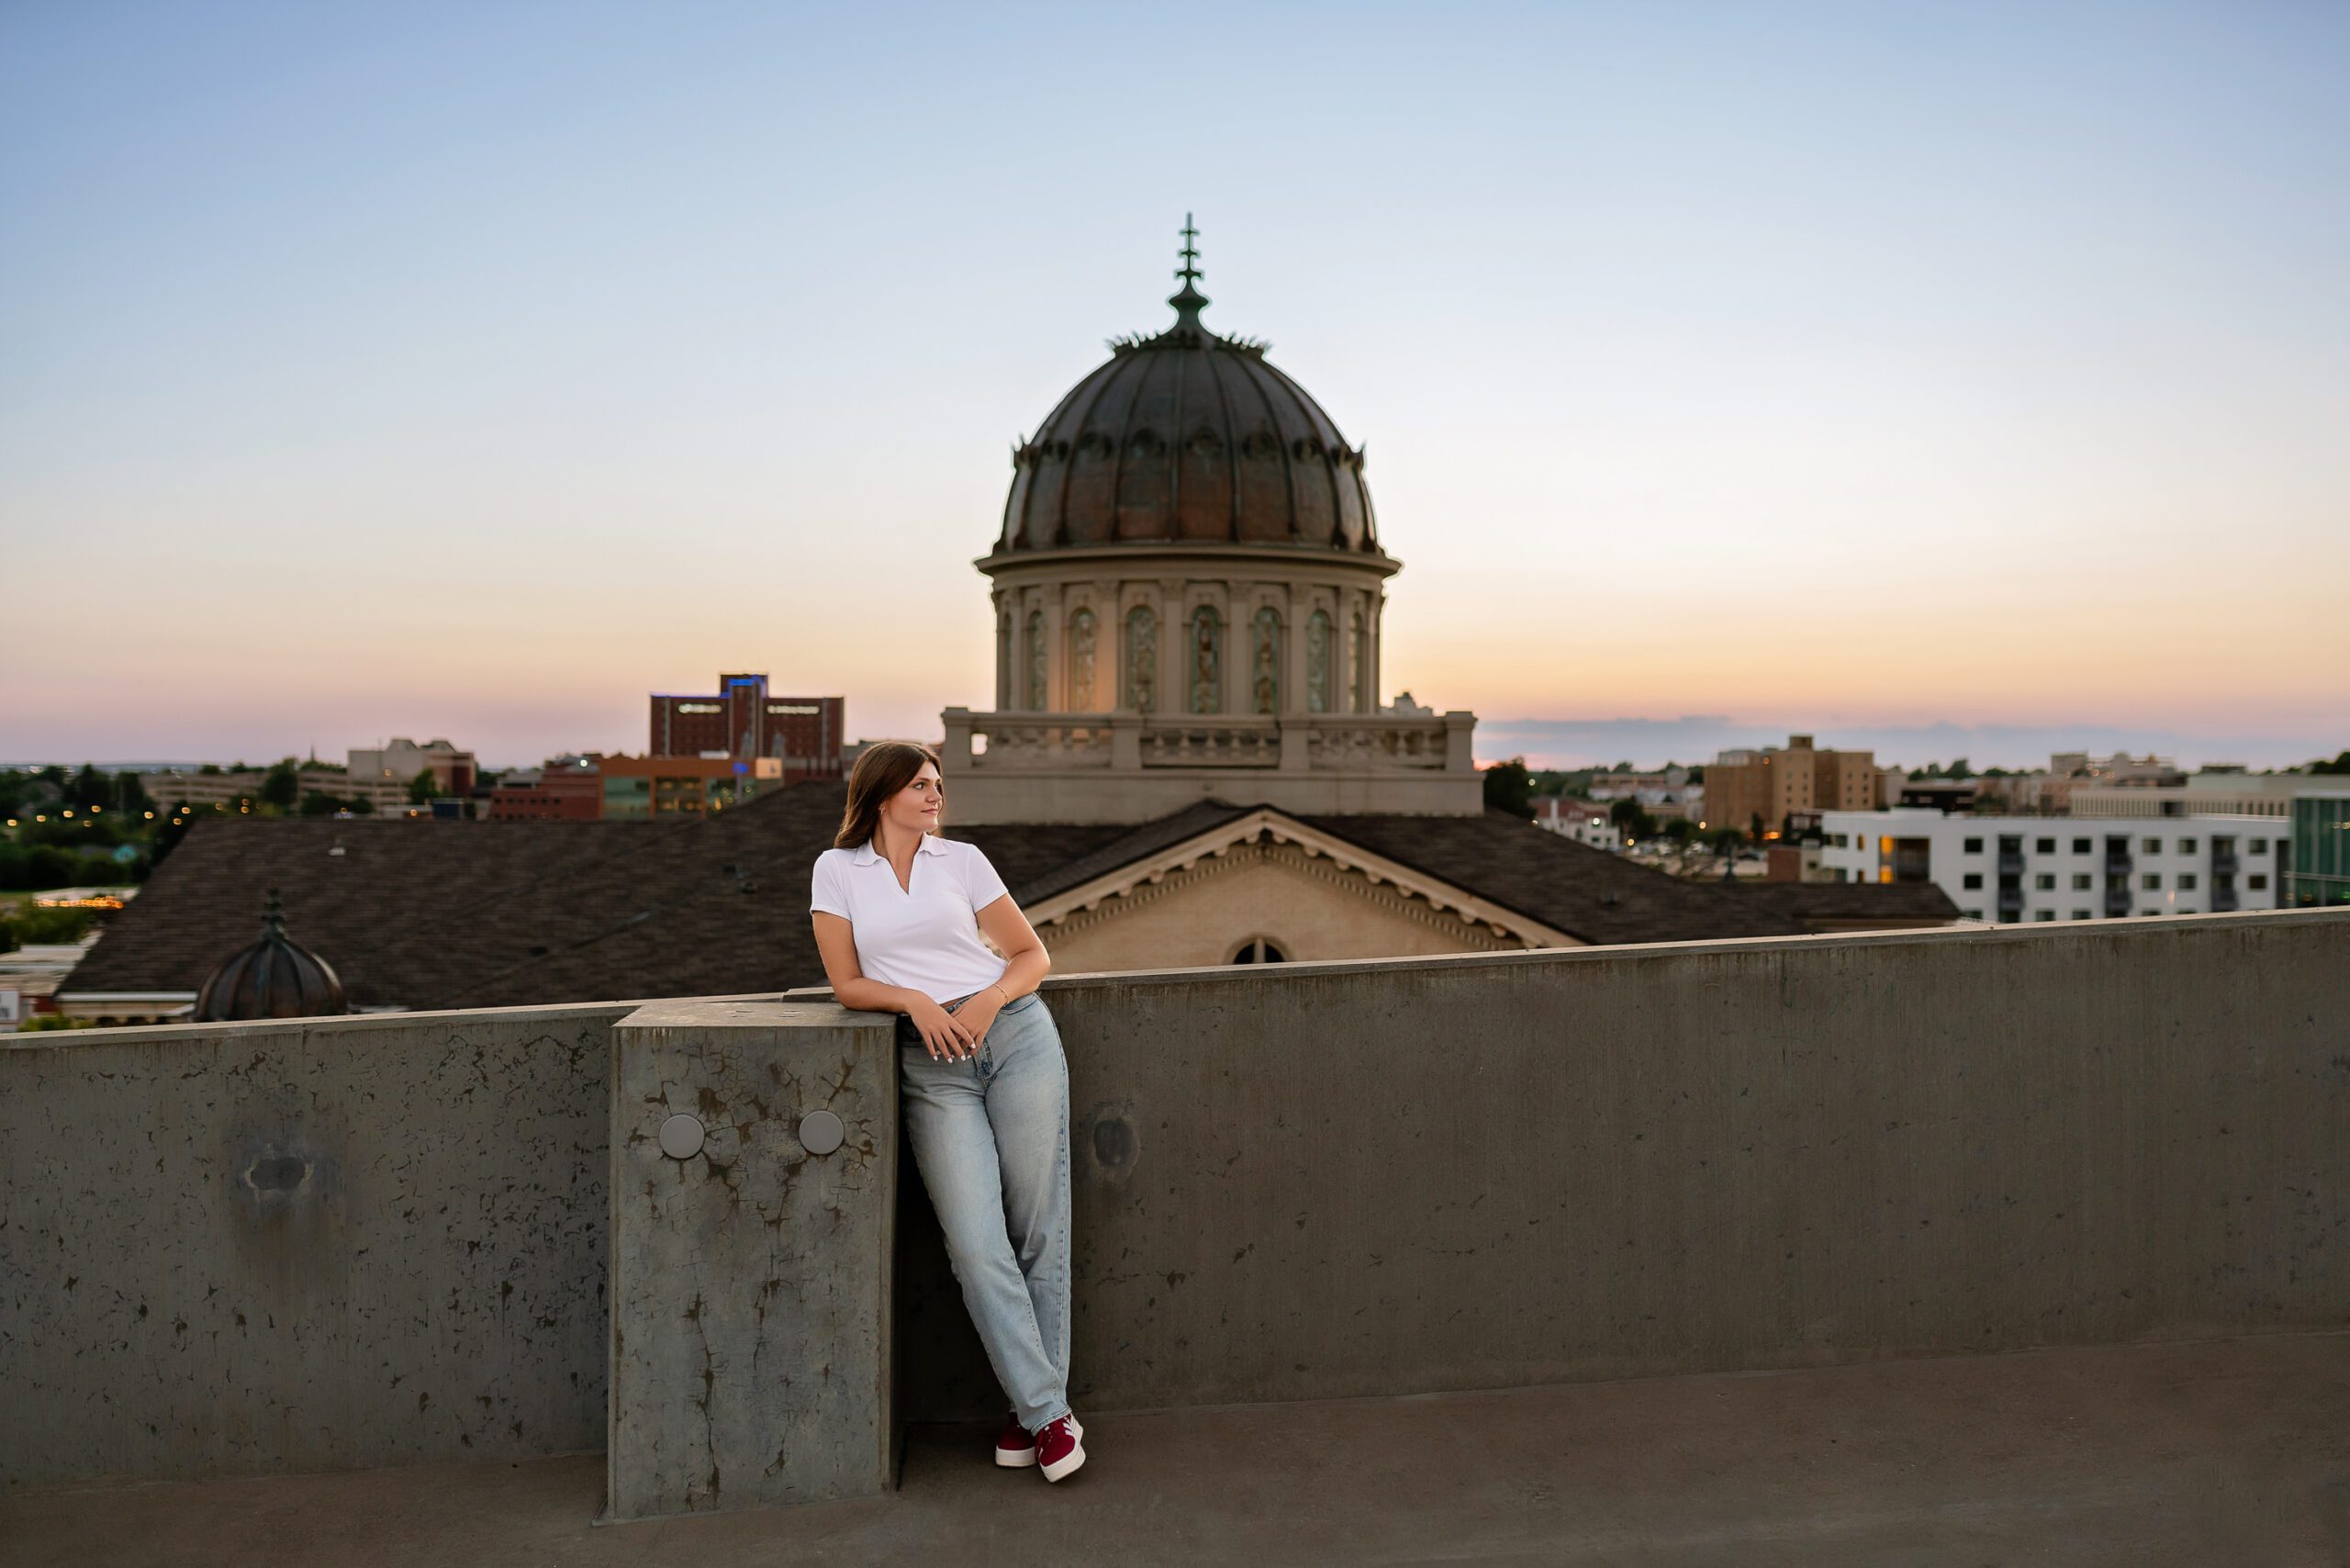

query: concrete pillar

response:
[941,708,975,773]
[1443,711,1477,775]
[606,1000,897,1520]
[1111,711,1144,769]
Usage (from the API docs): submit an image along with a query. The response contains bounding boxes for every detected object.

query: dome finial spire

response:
[1169,211,1209,330]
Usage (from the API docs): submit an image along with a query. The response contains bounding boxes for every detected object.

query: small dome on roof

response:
[194,889,349,1022]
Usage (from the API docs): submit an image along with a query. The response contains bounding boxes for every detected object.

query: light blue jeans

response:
[899,988,1072,1432]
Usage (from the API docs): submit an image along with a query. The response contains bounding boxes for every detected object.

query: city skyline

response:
[6,709,2341,778]
[6,4,2345,771]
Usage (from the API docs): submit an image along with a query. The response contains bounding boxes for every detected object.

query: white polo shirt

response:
[808,831,1013,1003]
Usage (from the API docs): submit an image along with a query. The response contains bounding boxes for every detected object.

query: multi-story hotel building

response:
[649,674,844,780]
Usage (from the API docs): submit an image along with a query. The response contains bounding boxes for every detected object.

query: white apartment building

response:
[1532,796,1620,851]
[1818,807,2288,924]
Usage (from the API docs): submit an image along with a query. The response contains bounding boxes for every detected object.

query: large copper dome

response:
[995,224,1382,558]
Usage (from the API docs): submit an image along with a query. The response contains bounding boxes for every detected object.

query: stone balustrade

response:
[939,706,1483,822]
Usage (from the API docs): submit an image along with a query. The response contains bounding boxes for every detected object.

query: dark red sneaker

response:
[993,1410,1036,1468]
[1035,1413,1085,1483]
[994,1410,1081,1468]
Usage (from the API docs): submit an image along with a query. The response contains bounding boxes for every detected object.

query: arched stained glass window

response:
[1252,608,1282,714]
[1125,606,1157,713]
[1069,608,1098,711]
[1189,606,1223,714]
[1305,610,1331,713]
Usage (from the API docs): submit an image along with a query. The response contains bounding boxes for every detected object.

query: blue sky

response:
[4,2,2344,769]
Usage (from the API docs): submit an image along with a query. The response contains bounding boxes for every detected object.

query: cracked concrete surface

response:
[605,1000,896,1519]
[6,1331,2345,1567]
[0,1004,619,1487]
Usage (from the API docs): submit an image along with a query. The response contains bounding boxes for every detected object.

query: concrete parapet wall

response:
[885,910,2350,1417]
[6,911,2346,1493]
[1,1002,625,1489]
[606,1001,896,1519]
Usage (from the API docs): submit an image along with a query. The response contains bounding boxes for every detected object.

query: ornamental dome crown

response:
[193,888,350,1022]
[994,217,1382,560]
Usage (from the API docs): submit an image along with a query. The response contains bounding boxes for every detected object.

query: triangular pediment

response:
[1021,805,1579,948]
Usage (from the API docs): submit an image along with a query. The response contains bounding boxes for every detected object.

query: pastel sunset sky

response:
[5,3,2344,770]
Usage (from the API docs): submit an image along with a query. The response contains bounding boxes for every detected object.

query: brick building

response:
[1707,734,1886,839]
[486,756,605,822]
[649,674,844,780]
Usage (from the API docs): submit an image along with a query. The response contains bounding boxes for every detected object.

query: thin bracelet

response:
[990,982,1011,1005]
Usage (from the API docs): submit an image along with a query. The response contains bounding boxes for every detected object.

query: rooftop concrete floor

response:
[8,1331,2347,1568]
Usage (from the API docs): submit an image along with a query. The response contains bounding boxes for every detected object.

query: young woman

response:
[808,741,1087,1483]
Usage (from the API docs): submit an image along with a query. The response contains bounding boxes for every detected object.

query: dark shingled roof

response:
[968,800,1259,907]
[1717,880,1964,924]
[1288,808,1811,947]
[67,784,1813,1012]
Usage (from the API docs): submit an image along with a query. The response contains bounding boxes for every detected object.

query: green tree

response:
[260,759,301,812]
[1946,757,1975,779]
[67,764,111,812]
[1483,757,1535,816]
[1609,798,1659,841]
[114,770,154,818]
[6,846,77,890]
[299,790,345,817]
[2310,750,2350,776]
[1662,817,1700,847]
[408,767,439,804]
[5,904,100,946]
[74,851,131,885]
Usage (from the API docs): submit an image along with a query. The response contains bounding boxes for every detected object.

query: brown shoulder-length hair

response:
[833,741,945,850]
